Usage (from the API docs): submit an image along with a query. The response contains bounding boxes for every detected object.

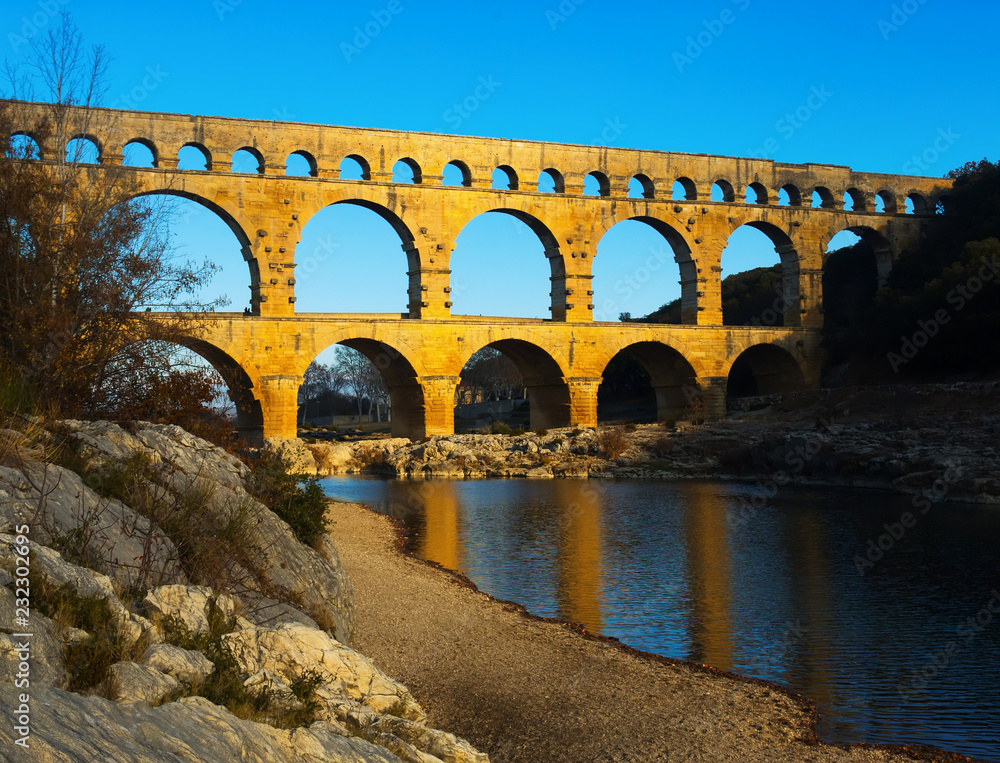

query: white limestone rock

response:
[222,622,426,722]
[140,643,215,685]
[108,661,181,705]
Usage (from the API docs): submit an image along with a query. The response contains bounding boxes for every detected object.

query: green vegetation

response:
[30,571,136,693]
[160,601,322,727]
[822,159,1000,380]
[246,455,329,546]
[631,265,784,326]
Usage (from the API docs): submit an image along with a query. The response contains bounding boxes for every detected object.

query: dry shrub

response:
[597,426,629,460]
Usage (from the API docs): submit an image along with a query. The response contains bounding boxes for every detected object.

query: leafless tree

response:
[0,15,223,420]
[460,348,524,402]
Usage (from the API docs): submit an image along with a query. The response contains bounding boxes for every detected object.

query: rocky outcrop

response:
[0,420,490,762]
[0,683,402,762]
[47,420,356,643]
[288,382,1000,504]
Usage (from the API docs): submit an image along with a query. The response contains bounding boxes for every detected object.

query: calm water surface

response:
[322,477,1000,761]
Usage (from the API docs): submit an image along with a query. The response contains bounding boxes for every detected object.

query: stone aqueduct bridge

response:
[9,102,952,440]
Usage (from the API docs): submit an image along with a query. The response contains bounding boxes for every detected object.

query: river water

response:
[321,476,1000,761]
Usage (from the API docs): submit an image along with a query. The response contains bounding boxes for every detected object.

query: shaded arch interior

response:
[727,344,805,398]
[599,342,698,423]
[327,338,425,439]
[476,339,570,430]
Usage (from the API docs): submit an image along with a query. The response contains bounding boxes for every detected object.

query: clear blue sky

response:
[3,0,997,323]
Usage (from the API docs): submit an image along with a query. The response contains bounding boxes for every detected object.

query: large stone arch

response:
[298,191,425,317]
[167,335,263,440]
[594,213,699,324]
[597,340,700,423]
[308,327,429,439]
[824,224,894,287]
[725,342,807,399]
[459,337,571,430]
[450,204,568,319]
[131,187,261,308]
[721,217,807,327]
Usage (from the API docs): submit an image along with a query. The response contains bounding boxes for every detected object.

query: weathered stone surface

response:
[0,587,66,688]
[142,584,250,636]
[0,538,156,649]
[325,696,489,763]
[10,101,953,441]
[0,683,401,762]
[108,661,181,705]
[222,623,426,721]
[61,420,356,643]
[140,643,215,685]
[0,461,184,590]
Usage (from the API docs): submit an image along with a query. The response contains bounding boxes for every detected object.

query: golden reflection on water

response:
[416,481,463,570]
[681,482,735,672]
[554,481,604,633]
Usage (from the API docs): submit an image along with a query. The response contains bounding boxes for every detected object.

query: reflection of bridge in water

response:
[6,102,951,439]
[399,479,844,704]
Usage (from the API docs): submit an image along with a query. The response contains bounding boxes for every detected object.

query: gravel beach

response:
[326,500,971,763]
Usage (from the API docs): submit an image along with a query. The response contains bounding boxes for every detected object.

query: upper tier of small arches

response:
[6,118,949,216]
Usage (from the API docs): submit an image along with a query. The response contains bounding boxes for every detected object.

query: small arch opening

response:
[779,184,802,207]
[844,188,866,212]
[744,182,768,205]
[876,190,895,214]
[231,148,264,174]
[811,187,835,209]
[285,151,317,177]
[711,180,735,203]
[629,174,655,199]
[538,168,565,194]
[673,177,697,201]
[66,136,100,164]
[585,171,610,197]
[8,133,41,159]
[492,165,518,190]
[906,193,927,215]
[123,140,156,168]
[178,143,210,171]
[339,155,370,180]
[443,160,471,187]
[936,196,950,215]
[392,158,422,184]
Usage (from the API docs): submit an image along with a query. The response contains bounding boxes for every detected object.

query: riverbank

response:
[326,498,973,763]
[288,382,1000,505]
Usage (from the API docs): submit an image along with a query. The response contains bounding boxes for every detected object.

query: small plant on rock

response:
[597,426,629,460]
